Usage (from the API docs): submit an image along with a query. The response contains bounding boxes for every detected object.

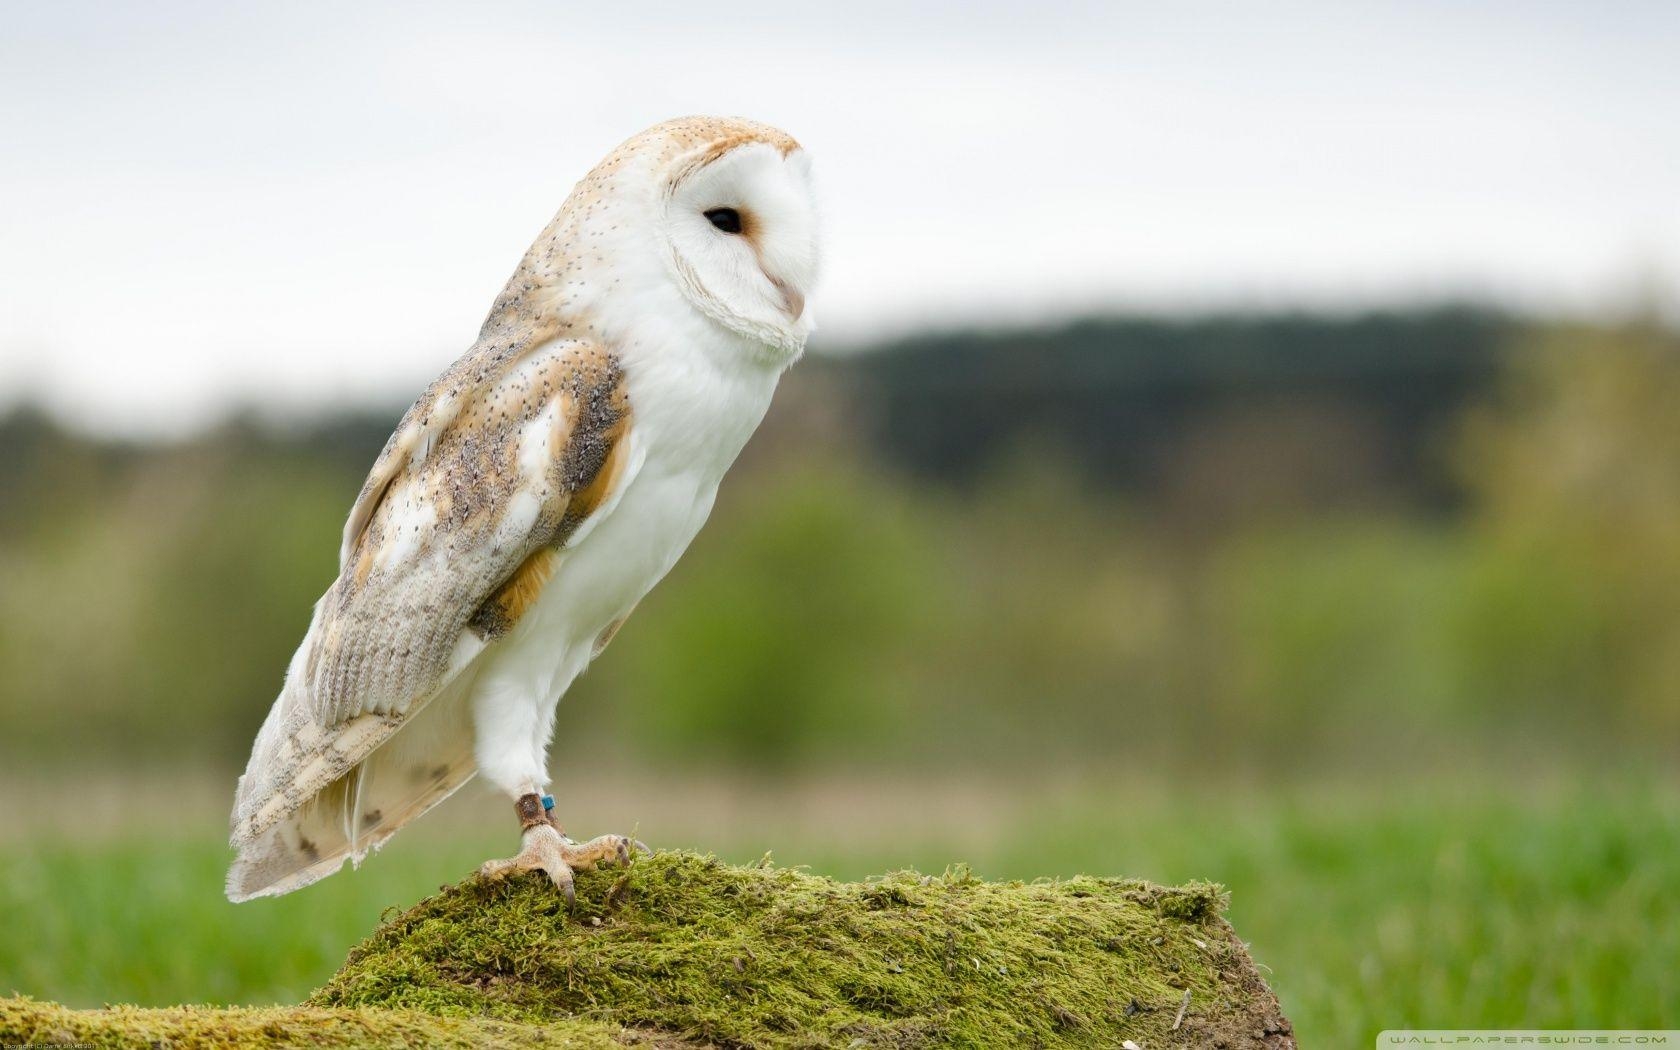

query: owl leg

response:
[473,678,644,902]
[478,793,639,904]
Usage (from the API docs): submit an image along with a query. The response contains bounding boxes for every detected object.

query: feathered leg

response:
[472,670,642,903]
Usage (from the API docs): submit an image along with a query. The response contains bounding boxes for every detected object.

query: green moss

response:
[2,853,1289,1047]
[314,851,1290,1048]
[0,995,654,1048]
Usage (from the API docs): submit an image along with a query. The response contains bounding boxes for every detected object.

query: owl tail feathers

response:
[225,671,479,902]
[225,810,369,902]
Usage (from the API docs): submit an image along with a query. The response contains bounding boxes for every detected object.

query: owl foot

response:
[478,793,643,905]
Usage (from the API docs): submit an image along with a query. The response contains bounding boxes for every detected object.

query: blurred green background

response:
[3,306,1678,1043]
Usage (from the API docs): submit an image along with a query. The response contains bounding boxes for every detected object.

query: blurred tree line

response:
[0,307,1674,776]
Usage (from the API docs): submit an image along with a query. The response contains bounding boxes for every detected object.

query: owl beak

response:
[770,276,806,322]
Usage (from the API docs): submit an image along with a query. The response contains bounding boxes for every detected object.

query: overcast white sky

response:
[2,0,1677,434]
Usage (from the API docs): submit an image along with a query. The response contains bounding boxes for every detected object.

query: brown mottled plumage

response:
[310,342,629,724]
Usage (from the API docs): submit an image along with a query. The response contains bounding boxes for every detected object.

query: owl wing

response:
[305,336,636,726]
[227,335,639,895]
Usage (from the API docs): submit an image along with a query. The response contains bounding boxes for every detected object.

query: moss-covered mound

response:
[1,852,1292,1048]
[314,851,1292,1047]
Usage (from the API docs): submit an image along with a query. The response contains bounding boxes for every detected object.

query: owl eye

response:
[704,207,743,234]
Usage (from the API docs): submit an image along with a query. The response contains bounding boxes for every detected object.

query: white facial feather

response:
[659,143,820,360]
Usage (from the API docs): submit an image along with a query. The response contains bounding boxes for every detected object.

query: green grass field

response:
[2,774,1676,1046]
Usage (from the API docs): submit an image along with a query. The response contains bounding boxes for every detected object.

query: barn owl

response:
[226,116,818,902]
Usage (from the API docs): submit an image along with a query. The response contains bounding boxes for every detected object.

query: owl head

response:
[496,117,820,366]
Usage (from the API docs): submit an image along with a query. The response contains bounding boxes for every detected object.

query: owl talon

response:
[481,819,643,905]
[562,832,639,871]
[480,823,570,883]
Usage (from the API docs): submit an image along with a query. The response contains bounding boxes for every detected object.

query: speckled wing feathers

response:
[306,337,630,727]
